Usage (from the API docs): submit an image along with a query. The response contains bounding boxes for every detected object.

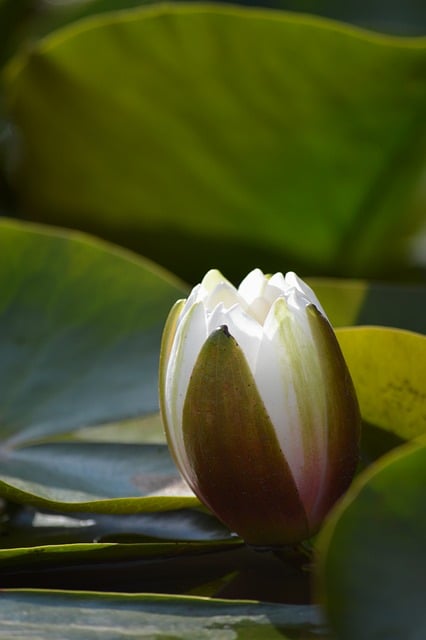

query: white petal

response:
[267,271,286,293]
[204,281,240,312]
[255,298,329,514]
[178,269,236,325]
[223,304,263,372]
[255,298,306,490]
[262,282,286,307]
[284,271,327,318]
[204,302,262,373]
[164,301,208,478]
[285,290,315,334]
[246,296,271,325]
[179,284,200,321]
[200,269,232,296]
[205,301,231,337]
[238,268,266,305]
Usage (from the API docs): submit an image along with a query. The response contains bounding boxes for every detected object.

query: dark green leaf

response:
[316,441,426,640]
[0,0,34,67]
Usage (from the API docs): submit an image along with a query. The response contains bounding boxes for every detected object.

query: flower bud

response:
[159,269,360,545]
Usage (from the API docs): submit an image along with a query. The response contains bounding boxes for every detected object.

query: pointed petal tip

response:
[201,269,230,293]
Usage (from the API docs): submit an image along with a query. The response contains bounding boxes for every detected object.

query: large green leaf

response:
[0,219,196,511]
[0,219,186,443]
[4,6,426,282]
[316,441,426,640]
[0,590,325,639]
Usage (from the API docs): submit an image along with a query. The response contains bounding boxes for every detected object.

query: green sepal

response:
[182,325,310,546]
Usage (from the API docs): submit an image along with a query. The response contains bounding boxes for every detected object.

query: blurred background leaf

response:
[3,6,426,284]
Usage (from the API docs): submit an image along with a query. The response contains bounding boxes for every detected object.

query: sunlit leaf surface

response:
[336,327,426,439]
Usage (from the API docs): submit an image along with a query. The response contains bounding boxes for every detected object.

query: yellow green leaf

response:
[336,326,426,439]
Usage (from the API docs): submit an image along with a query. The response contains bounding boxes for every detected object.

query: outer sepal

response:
[307,305,361,530]
[182,325,310,546]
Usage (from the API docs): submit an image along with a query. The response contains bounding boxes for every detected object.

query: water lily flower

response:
[159,269,360,546]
